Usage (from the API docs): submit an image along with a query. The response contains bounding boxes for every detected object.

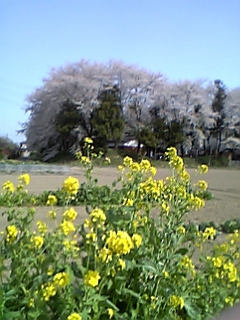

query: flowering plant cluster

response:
[0,144,239,319]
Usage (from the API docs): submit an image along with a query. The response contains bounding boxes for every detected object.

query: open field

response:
[0,167,239,229]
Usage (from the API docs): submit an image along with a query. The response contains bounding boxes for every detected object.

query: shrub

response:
[0,144,239,319]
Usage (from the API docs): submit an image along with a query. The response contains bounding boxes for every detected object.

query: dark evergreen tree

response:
[212,80,227,155]
[55,99,83,153]
[139,106,186,159]
[90,85,125,154]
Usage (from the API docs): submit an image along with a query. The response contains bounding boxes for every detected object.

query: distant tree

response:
[0,136,19,159]
[90,85,125,154]
[55,99,84,154]
[211,80,227,156]
[21,60,163,161]
[139,105,186,158]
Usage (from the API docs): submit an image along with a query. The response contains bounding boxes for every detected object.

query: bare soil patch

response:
[0,167,239,229]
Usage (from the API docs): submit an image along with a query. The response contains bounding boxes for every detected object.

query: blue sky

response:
[0,0,239,143]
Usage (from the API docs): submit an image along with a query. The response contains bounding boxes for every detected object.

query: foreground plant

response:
[0,147,239,319]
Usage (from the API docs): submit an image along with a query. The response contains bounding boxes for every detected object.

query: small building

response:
[19,141,30,158]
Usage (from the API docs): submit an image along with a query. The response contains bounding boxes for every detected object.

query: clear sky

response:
[0,0,239,143]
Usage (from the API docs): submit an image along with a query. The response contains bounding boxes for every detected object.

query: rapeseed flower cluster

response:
[84,270,101,287]
[18,173,30,186]
[196,180,208,191]
[61,220,75,236]
[80,156,91,165]
[53,272,70,287]
[106,230,142,255]
[67,313,82,320]
[63,239,80,256]
[207,256,238,283]
[40,271,70,301]
[63,176,80,195]
[31,235,44,250]
[197,164,209,174]
[41,282,57,301]
[46,194,58,206]
[90,208,106,224]
[2,180,15,193]
[168,294,185,309]
[84,137,93,144]
[139,177,163,199]
[37,220,47,235]
[6,225,18,242]
[179,255,196,276]
[63,207,78,221]
[203,227,216,240]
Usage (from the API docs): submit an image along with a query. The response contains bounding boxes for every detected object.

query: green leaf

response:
[3,311,22,320]
[123,288,142,300]
[27,310,42,319]
[174,247,189,256]
[106,299,119,311]
[184,300,201,319]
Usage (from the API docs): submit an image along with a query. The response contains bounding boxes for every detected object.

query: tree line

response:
[19,60,240,161]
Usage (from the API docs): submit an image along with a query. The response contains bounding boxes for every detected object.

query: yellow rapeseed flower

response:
[67,313,82,320]
[80,156,91,165]
[31,235,44,249]
[149,166,157,176]
[106,230,134,255]
[84,270,101,287]
[168,294,184,309]
[118,258,126,270]
[203,227,216,240]
[107,308,114,319]
[84,137,93,144]
[90,208,106,224]
[6,225,18,242]
[211,256,224,268]
[169,156,184,171]
[223,262,238,282]
[86,231,97,244]
[84,218,93,229]
[132,233,142,248]
[139,159,151,172]
[37,220,47,235]
[198,164,208,174]
[117,165,124,172]
[63,176,80,195]
[225,297,234,306]
[2,180,15,193]
[63,208,77,221]
[177,226,186,234]
[98,247,113,263]
[104,157,111,164]
[123,156,133,167]
[130,162,141,172]
[47,210,56,219]
[161,201,170,214]
[123,198,134,206]
[47,267,54,276]
[18,173,30,185]
[41,282,57,301]
[53,272,70,287]
[46,194,58,206]
[61,220,75,236]
[196,180,208,191]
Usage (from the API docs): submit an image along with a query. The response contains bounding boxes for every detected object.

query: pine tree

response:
[91,85,125,154]
[212,80,227,156]
[55,99,83,153]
